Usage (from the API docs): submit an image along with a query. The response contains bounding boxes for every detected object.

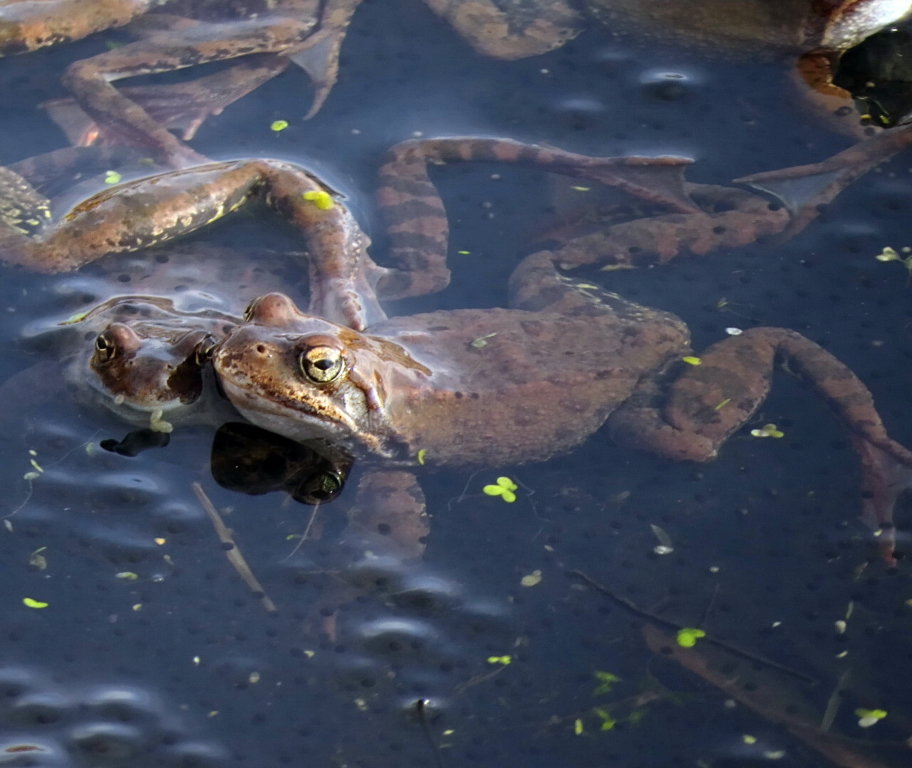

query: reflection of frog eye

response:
[299,345,345,383]
[94,332,117,363]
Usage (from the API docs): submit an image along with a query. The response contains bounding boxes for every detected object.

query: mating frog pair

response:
[4,134,908,560]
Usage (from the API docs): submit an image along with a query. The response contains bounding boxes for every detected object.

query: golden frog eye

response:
[93,332,117,363]
[299,345,345,383]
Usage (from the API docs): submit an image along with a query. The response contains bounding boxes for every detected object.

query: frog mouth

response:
[216,372,354,441]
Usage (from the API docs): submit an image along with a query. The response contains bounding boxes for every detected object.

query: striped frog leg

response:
[554,121,912,271]
[374,136,699,299]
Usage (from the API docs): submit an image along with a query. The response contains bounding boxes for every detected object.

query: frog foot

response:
[286,0,361,118]
[852,434,912,566]
[45,58,288,151]
[736,122,912,237]
[548,184,791,270]
[374,137,700,299]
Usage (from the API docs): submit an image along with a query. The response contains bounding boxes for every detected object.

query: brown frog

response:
[17,241,311,432]
[47,131,912,453]
[211,249,912,562]
[0,0,583,164]
[69,296,234,431]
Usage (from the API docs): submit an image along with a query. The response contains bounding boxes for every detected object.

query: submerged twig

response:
[567,569,814,684]
[192,482,277,613]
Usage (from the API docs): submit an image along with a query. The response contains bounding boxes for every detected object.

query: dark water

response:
[0,1,911,766]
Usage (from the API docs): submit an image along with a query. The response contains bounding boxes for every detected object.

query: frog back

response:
[374,305,689,466]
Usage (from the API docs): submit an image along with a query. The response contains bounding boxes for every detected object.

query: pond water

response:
[0,2,911,766]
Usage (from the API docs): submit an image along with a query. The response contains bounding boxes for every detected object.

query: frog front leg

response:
[0,159,387,329]
[314,470,428,640]
[608,328,912,561]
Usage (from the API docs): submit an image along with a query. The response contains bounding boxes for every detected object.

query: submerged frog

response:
[587,0,912,134]
[68,295,234,431]
[0,0,582,164]
[212,249,912,561]
[0,154,388,329]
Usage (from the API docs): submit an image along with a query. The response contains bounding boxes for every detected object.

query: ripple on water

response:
[0,666,227,767]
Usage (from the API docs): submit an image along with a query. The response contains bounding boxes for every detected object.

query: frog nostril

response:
[256,344,267,354]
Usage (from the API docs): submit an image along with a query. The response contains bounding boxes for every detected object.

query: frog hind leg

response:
[375,137,699,300]
[0,159,387,330]
[44,57,290,147]
[736,122,912,238]
[61,15,318,166]
[608,327,912,561]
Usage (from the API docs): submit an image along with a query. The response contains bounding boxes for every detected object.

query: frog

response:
[0,154,389,330]
[210,242,912,563]
[13,241,315,437]
[584,0,912,135]
[75,295,233,431]
[33,128,907,449]
[0,0,583,165]
[17,125,909,441]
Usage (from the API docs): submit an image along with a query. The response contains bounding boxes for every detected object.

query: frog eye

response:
[242,299,257,322]
[93,331,117,363]
[92,323,140,367]
[299,345,345,383]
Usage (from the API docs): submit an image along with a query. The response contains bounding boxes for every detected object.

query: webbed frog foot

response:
[540,123,912,274]
[736,121,912,237]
